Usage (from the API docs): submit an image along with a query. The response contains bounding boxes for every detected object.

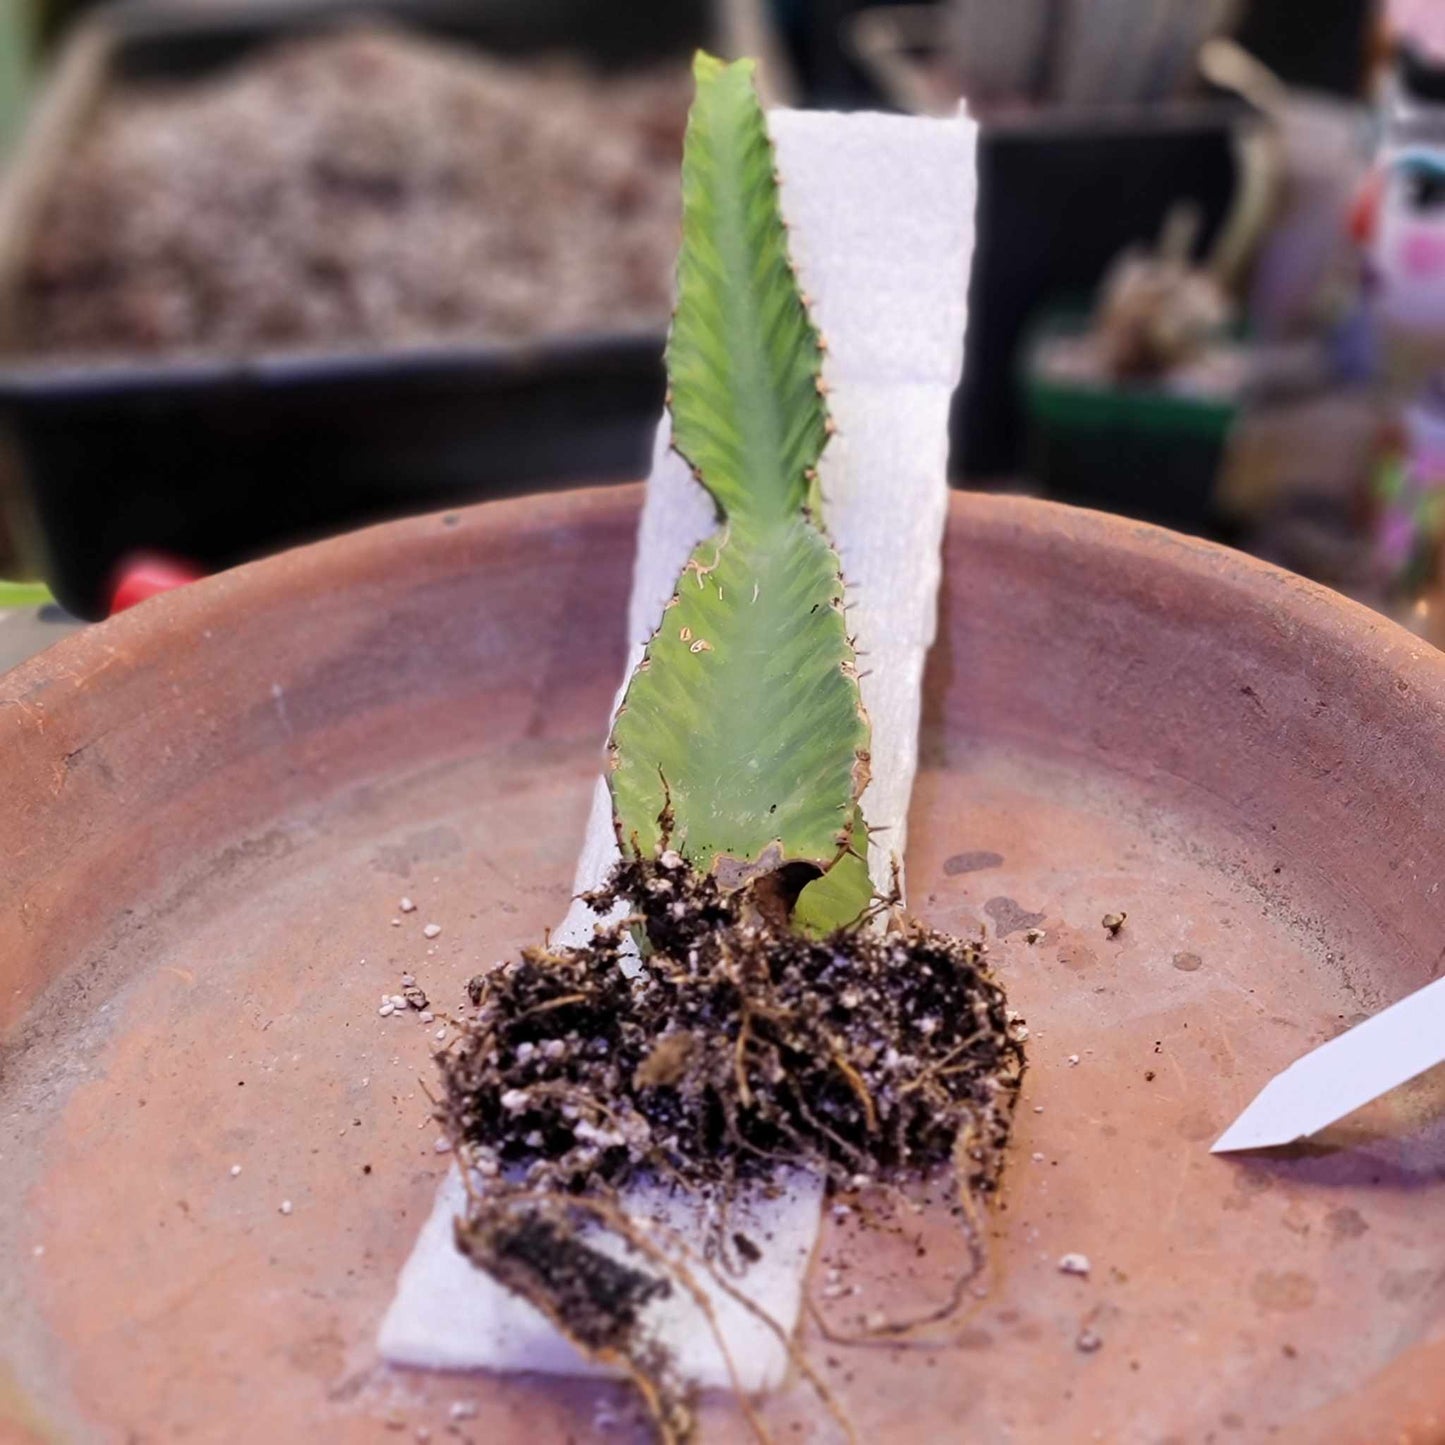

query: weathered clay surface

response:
[1,486,1442,1444]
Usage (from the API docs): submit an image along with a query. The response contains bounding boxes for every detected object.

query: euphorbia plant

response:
[428,54,1022,1445]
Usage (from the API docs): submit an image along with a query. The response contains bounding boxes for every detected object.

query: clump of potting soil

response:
[22,25,688,358]
[434,849,1025,1441]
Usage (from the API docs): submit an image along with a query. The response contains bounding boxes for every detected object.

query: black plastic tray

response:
[0,0,714,617]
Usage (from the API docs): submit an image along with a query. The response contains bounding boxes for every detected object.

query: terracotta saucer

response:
[2,486,1442,1444]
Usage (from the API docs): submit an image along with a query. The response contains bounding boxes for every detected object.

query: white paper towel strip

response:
[379,105,978,1393]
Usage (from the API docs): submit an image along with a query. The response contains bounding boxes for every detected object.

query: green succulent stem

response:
[607,54,872,932]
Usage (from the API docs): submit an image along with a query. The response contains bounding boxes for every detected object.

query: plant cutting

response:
[384,53,1019,1443]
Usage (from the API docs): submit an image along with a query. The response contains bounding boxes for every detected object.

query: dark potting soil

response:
[433,850,1026,1440]
[21,25,689,358]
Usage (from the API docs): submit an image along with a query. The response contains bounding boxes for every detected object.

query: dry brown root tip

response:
[456,1189,805,1445]
[1102,911,1127,937]
[459,1208,669,1355]
[457,1201,692,1443]
[435,852,1026,1442]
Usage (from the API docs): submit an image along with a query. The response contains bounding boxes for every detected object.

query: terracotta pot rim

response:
[6,484,1441,713]
[4,483,1442,1443]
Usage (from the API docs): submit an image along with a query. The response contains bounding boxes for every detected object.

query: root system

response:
[434,851,1025,1441]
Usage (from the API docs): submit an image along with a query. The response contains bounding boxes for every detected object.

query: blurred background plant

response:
[0,0,37,157]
